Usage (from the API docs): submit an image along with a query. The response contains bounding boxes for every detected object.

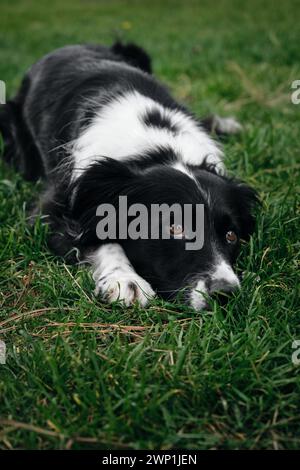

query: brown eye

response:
[170,224,185,238]
[226,230,238,244]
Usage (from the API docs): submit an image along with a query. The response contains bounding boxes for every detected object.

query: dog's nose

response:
[209,260,240,295]
[209,277,239,307]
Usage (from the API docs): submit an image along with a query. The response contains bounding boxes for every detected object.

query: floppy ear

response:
[71,157,138,245]
[190,162,259,241]
[230,181,260,240]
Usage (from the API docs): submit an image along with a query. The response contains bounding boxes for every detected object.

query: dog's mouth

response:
[187,286,235,311]
[185,270,241,311]
[149,262,241,310]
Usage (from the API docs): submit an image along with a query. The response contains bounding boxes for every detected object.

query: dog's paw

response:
[95,272,155,307]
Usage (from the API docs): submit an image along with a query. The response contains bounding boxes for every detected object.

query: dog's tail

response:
[111,41,152,74]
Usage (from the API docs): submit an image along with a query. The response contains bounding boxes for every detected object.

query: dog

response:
[0,42,258,310]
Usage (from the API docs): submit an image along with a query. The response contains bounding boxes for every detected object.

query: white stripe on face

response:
[210,260,240,291]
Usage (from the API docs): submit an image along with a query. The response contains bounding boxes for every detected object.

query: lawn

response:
[0,0,300,450]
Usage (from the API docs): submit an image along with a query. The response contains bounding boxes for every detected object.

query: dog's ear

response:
[111,41,152,74]
[190,162,259,241]
[229,181,260,240]
[71,157,138,245]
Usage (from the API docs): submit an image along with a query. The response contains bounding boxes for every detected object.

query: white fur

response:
[211,259,240,289]
[72,91,224,178]
[190,280,208,310]
[90,243,155,306]
[71,91,240,311]
[171,161,198,181]
[189,259,240,310]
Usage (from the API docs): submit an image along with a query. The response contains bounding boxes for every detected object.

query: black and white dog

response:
[0,42,258,310]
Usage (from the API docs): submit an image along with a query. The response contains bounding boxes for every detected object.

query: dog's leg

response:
[90,243,155,306]
[201,115,243,137]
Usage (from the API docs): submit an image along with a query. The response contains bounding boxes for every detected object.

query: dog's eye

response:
[170,224,185,239]
[226,230,238,244]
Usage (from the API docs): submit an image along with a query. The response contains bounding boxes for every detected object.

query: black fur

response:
[111,41,152,74]
[69,156,258,295]
[142,109,178,133]
[0,41,259,305]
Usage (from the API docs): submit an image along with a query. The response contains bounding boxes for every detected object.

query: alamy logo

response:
[292,340,300,365]
[291,80,300,105]
[0,80,6,104]
[95,196,205,250]
[0,340,6,364]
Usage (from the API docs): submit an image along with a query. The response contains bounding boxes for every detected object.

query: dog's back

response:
[0,42,154,180]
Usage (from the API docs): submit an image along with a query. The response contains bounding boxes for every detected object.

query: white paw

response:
[95,272,155,307]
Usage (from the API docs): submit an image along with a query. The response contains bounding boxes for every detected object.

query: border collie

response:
[0,42,258,310]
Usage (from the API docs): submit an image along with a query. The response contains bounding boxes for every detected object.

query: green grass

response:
[0,0,300,450]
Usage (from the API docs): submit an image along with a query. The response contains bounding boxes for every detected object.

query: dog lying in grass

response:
[0,42,258,309]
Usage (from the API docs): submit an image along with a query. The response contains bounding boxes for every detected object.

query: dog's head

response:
[72,157,258,309]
